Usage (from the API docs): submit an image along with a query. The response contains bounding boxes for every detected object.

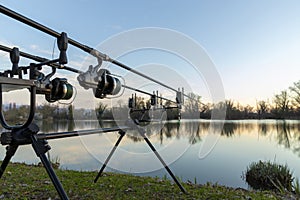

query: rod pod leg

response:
[94,130,125,183]
[31,135,69,200]
[140,131,187,194]
[0,145,18,178]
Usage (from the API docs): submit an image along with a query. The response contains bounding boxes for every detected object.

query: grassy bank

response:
[0,162,295,199]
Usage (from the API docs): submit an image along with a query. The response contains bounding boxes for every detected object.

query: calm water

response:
[1,119,300,189]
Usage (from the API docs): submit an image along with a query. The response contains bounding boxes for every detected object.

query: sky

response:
[0,0,300,107]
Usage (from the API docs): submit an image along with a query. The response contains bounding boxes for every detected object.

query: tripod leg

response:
[0,145,18,178]
[141,133,187,194]
[94,131,125,183]
[31,136,69,200]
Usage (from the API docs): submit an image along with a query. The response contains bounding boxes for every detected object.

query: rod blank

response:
[0,5,181,95]
[0,5,93,54]
[0,44,177,104]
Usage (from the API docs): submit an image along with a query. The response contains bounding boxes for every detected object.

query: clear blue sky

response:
[0,0,300,106]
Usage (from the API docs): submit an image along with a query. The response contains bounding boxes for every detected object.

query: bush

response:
[245,160,293,192]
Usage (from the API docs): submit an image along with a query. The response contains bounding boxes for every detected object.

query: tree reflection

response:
[38,119,68,133]
[188,122,201,144]
[273,120,300,157]
[163,122,179,138]
[258,122,268,135]
[67,119,75,131]
[276,120,291,148]
[221,123,236,137]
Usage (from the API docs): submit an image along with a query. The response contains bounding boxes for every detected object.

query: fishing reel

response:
[77,64,123,99]
[44,78,73,103]
[94,69,122,98]
[25,62,73,103]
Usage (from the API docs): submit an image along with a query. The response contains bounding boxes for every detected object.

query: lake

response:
[1,119,300,189]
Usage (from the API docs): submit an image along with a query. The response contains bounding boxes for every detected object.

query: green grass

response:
[0,162,293,200]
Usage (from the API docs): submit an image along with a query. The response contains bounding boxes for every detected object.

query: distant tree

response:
[272,90,290,119]
[289,80,300,110]
[3,104,31,123]
[164,100,180,120]
[199,102,212,119]
[96,102,107,120]
[225,100,235,119]
[211,101,227,120]
[256,100,269,119]
[243,104,255,119]
[38,103,57,119]
[184,93,201,119]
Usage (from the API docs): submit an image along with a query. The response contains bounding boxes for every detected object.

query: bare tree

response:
[184,93,201,119]
[96,102,107,119]
[273,90,290,119]
[243,104,254,118]
[225,100,235,119]
[289,80,300,110]
[256,100,269,119]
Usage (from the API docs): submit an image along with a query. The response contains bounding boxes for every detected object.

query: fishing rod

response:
[0,5,202,109]
[0,5,206,109]
[0,44,180,106]
[0,5,181,94]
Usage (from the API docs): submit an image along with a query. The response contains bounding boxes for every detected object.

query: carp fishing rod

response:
[0,44,179,105]
[0,5,208,111]
[0,5,185,97]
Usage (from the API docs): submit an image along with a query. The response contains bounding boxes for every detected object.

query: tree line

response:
[3,103,74,123]
[186,80,300,120]
[3,80,300,122]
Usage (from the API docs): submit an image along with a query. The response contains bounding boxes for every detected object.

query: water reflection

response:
[258,122,268,135]
[146,120,300,159]
[221,122,236,137]
[276,121,291,148]
[35,119,300,158]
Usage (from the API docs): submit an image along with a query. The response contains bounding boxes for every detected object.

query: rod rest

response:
[1,123,39,146]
